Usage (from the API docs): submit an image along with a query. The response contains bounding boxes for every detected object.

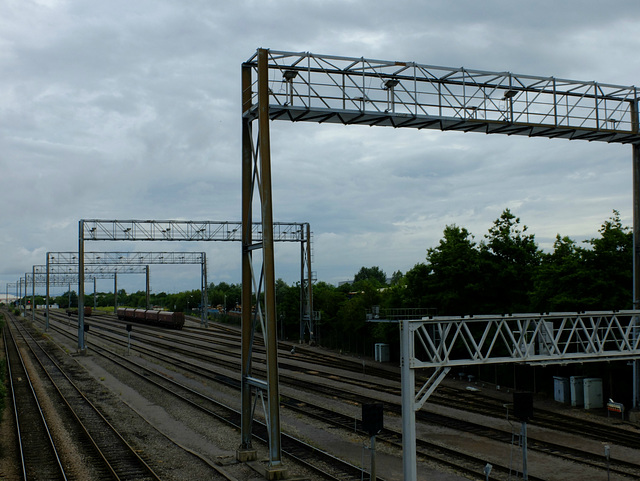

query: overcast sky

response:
[3,0,640,297]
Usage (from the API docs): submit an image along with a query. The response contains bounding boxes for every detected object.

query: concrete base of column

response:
[235,448,257,463]
[262,464,288,480]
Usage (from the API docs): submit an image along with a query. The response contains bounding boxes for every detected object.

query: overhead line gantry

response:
[241,48,640,478]
[76,220,314,352]
[48,251,209,330]
[29,264,148,327]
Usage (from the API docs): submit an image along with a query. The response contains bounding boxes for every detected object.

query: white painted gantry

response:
[400,311,640,479]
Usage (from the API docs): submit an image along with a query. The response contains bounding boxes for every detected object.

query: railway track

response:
[30,310,383,480]
[38,309,640,480]
[82,338,376,481]
[434,385,640,450]
[87,312,640,446]
[4,321,68,480]
[7,312,163,481]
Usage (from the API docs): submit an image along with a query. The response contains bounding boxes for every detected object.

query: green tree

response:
[403,263,431,308]
[335,290,369,354]
[312,281,348,345]
[480,209,541,313]
[208,282,242,311]
[172,289,201,312]
[389,270,404,286]
[581,210,632,309]
[531,235,589,311]
[353,266,387,287]
[425,224,482,315]
[55,291,77,309]
[275,278,299,340]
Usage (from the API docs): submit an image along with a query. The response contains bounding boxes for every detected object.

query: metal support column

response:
[299,223,314,343]
[239,57,256,459]
[400,319,417,480]
[632,96,640,410]
[23,274,27,316]
[45,255,50,330]
[258,47,284,472]
[114,273,118,314]
[93,277,97,309]
[521,421,529,480]
[299,234,305,342]
[145,266,150,309]
[201,253,208,327]
[31,266,35,322]
[305,223,314,342]
[633,141,640,409]
[78,220,85,350]
[238,48,285,476]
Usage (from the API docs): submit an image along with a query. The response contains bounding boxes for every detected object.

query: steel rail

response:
[9,315,162,481]
[38,310,378,481]
[4,320,68,481]
[40,311,640,480]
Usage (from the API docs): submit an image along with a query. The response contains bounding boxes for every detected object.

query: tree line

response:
[9,209,632,400]
[16,208,632,358]
[273,208,632,357]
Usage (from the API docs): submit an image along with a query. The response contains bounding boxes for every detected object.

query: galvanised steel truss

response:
[50,251,206,264]
[299,223,314,342]
[82,219,307,242]
[33,263,149,328]
[21,268,135,321]
[242,48,640,476]
[400,311,640,479]
[34,264,147,281]
[406,312,640,368]
[50,251,207,327]
[5,282,18,302]
[76,220,314,351]
[244,49,640,142]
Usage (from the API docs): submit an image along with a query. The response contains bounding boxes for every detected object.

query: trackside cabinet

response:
[570,376,587,407]
[374,343,390,362]
[583,378,604,409]
[553,376,570,404]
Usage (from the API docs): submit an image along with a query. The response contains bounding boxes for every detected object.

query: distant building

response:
[338,277,393,287]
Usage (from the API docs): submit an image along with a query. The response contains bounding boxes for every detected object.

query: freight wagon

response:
[66,307,92,317]
[117,308,184,330]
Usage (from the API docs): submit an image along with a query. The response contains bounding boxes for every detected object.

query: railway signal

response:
[362,403,383,481]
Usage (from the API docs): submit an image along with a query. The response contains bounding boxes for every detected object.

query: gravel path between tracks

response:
[1,314,472,481]
[73,331,468,480]
[7,313,640,480]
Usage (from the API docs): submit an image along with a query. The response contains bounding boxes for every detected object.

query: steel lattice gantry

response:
[76,220,313,353]
[242,48,640,476]
[29,265,147,327]
[244,49,640,142]
[399,312,640,478]
[46,252,185,331]
[5,282,18,304]
[49,251,207,321]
